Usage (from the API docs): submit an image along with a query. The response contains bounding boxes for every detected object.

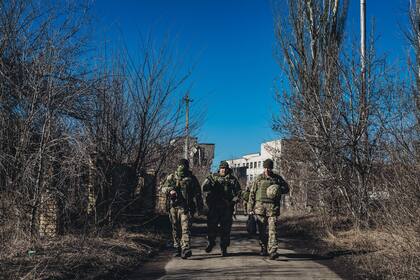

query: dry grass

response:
[0,229,165,280]
[280,211,420,280]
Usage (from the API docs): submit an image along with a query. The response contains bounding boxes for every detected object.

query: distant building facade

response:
[189,138,215,169]
[226,140,282,185]
[168,136,215,169]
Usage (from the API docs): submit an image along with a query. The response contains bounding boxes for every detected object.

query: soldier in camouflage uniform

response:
[247,159,289,260]
[241,184,251,214]
[202,161,241,256]
[161,159,203,259]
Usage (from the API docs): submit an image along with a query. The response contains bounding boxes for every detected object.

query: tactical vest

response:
[170,174,192,207]
[208,174,236,203]
[255,176,278,203]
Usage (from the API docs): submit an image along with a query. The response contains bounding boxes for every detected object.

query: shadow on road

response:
[131,215,353,280]
[151,267,307,279]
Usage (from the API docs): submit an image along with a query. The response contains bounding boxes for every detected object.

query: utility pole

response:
[360,0,369,225]
[361,0,366,108]
[416,0,420,87]
[183,92,193,160]
[360,0,368,140]
[416,0,420,117]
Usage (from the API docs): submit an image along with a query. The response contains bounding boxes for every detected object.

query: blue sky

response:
[92,0,411,169]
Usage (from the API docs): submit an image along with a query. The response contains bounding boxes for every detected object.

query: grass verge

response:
[280,211,420,280]
[0,216,169,280]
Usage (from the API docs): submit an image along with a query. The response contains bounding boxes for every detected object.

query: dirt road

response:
[129,215,345,280]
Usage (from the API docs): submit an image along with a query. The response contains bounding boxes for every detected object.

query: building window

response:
[250,174,253,181]
[254,162,257,168]
[258,161,261,168]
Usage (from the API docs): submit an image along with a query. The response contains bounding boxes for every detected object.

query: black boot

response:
[181,248,192,259]
[173,247,181,257]
[260,247,268,256]
[205,241,215,253]
[269,252,279,260]
[221,247,228,257]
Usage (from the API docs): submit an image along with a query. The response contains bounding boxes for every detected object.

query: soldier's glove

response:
[185,210,193,219]
[169,190,177,200]
[249,210,255,215]
[274,207,280,216]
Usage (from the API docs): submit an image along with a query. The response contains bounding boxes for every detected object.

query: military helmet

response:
[178,158,189,168]
[263,159,274,169]
[266,184,281,199]
[219,161,229,169]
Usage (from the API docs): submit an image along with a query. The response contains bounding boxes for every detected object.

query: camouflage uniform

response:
[161,161,203,258]
[202,162,241,255]
[247,165,289,257]
[241,184,251,214]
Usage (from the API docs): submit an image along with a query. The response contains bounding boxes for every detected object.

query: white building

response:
[225,140,282,185]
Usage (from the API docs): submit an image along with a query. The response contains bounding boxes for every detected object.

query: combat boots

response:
[221,247,228,257]
[205,241,215,253]
[260,247,268,256]
[181,248,192,259]
[269,252,279,260]
[173,247,181,257]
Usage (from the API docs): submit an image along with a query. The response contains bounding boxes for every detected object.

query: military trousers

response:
[254,201,279,254]
[207,205,233,249]
[168,206,191,250]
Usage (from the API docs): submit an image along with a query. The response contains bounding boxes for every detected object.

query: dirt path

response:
[128,215,345,280]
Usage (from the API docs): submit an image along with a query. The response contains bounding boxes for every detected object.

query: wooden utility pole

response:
[183,93,193,160]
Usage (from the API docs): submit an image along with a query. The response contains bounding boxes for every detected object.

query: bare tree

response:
[272,0,412,227]
[0,0,93,247]
[80,36,194,225]
[272,0,350,220]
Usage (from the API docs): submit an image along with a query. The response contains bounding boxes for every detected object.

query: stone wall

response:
[39,189,59,237]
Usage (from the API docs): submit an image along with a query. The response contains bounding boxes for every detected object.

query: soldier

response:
[241,184,251,214]
[161,159,203,259]
[247,158,289,260]
[202,161,241,256]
